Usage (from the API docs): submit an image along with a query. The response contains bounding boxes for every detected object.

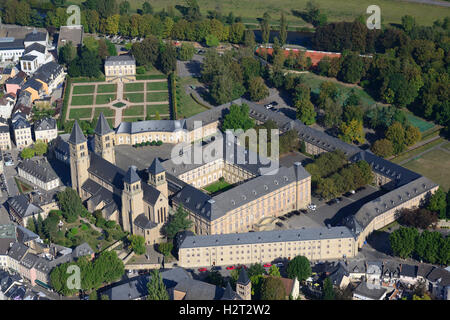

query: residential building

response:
[6,192,58,227]
[0,93,16,119]
[49,133,70,164]
[34,117,57,143]
[33,61,65,94]
[0,117,12,150]
[17,158,60,191]
[5,71,27,95]
[105,54,136,82]
[11,113,32,149]
[0,67,17,85]
[353,281,388,300]
[399,264,419,286]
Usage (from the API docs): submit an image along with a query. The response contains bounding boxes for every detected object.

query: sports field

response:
[66,0,450,26]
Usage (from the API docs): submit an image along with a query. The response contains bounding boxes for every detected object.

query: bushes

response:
[157,242,173,257]
[133,140,163,148]
[169,72,177,120]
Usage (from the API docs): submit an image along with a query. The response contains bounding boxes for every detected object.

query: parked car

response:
[198,267,207,272]
[349,190,356,194]
[275,222,284,227]
[263,263,272,268]
[264,103,274,110]
[226,266,235,270]
[279,216,286,221]
[270,101,279,106]
[237,265,247,270]
[294,210,301,216]
[275,262,284,267]
[307,203,317,211]
[211,266,222,271]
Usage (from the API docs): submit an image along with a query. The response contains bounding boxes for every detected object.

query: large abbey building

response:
[69,113,169,245]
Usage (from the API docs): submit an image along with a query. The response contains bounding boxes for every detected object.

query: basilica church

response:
[69,113,169,245]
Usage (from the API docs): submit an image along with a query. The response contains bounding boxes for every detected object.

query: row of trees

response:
[50,250,124,296]
[389,227,449,265]
[426,187,450,220]
[131,36,177,74]
[371,121,421,157]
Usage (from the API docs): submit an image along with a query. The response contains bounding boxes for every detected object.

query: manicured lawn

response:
[146,91,168,102]
[123,105,144,116]
[176,77,209,119]
[391,138,445,164]
[69,108,92,119]
[203,180,233,194]
[146,104,170,116]
[122,116,145,122]
[95,94,116,104]
[136,74,167,80]
[72,85,95,95]
[94,107,115,117]
[15,178,33,194]
[71,95,94,106]
[403,147,450,191]
[146,81,168,91]
[113,102,127,108]
[97,84,117,93]
[124,92,144,103]
[124,82,145,92]
[406,112,435,133]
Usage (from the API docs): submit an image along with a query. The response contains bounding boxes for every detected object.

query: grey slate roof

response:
[72,242,94,258]
[0,37,24,50]
[0,224,16,239]
[21,55,37,61]
[95,112,113,136]
[426,267,450,286]
[0,238,15,255]
[134,213,157,230]
[221,282,237,300]
[23,43,45,55]
[68,120,87,145]
[12,117,30,130]
[34,117,56,131]
[7,242,29,261]
[179,226,354,249]
[115,119,187,134]
[16,225,39,243]
[7,194,43,219]
[148,158,165,175]
[346,176,438,232]
[24,31,47,43]
[400,264,418,278]
[34,61,63,84]
[124,166,140,184]
[174,278,226,300]
[105,54,135,66]
[18,158,59,183]
[237,268,250,286]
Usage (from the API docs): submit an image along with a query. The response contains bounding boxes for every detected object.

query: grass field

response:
[95,94,116,104]
[203,180,233,194]
[71,95,94,106]
[97,84,117,93]
[403,147,450,191]
[123,105,144,116]
[146,104,170,116]
[125,82,145,92]
[136,74,167,80]
[146,92,169,102]
[442,142,450,152]
[69,108,92,119]
[391,138,445,164]
[124,92,145,103]
[72,85,95,95]
[65,0,449,26]
[122,116,145,122]
[406,112,435,133]
[94,107,115,117]
[176,77,209,119]
[146,81,169,91]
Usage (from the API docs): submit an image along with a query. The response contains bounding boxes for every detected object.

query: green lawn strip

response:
[146,91,168,102]
[122,116,145,122]
[97,84,117,93]
[176,77,209,118]
[146,104,170,116]
[94,107,115,117]
[146,81,168,91]
[72,85,95,95]
[124,92,144,103]
[71,95,94,106]
[203,180,232,194]
[403,148,450,191]
[69,108,93,119]
[391,138,445,164]
[136,74,166,80]
[124,82,145,92]
[123,105,144,116]
[95,94,116,105]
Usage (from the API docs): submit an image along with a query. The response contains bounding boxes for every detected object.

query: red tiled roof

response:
[256,47,341,66]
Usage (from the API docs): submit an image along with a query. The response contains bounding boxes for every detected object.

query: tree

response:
[157,242,173,257]
[389,227,419,259]
[58,42,77,65]
[119,1,130,14]
[21,148,35,159]
[222,103,255,132]
[401,15,416,33]
[427,188,447,219]
[142,2,153,14]
[287,256,311,282]
[157,44,177,74]
[385,121,406,155]
[404,125,421,147]
[205,270,225,287]
[338,54,365,84]
[57,188,88,223]
[244,30,256,48]
[260,12,271,44]
[339,119,365,144]
[371,139,394,158]
[89,290,98,300]
[399,208,438,229]
[177,43,195,61]
[147,269,169,300]
[229,23,245,44]
[323,98,343,128]
[261,276,286,300]
[205,34,219,47]
[128,235,146,255]
[163,205,193,239]
[279,13,288,46]
[34,141,48,156]
[100,294,109,300]
[248,263,266,278]
[296,99,316,125]
[268,265,281,277]
[248,76,269,102]
[322,277,335,300]
[415,230,442,264]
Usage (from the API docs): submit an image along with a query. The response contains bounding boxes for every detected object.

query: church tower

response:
[69,120,90,196]
[94,112,116,164]
[236,268,251,300]
[148,158,168,199]
[121,166,144,234]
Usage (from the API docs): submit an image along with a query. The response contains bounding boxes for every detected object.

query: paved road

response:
[401,0,450,7]
[177,54,204,78]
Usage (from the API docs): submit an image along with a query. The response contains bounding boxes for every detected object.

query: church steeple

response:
[69,121,89,196]
[148,158,168,198]
[121,166,144,234]
[94,112,116,164]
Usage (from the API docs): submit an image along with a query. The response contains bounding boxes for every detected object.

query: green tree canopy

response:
[222,103,255,132]
[163,205,193,239]
[128,235,146,255]
[389,227,419,259]
[147,269,169,300]
[261,276,286,300]
[287,256,311,282]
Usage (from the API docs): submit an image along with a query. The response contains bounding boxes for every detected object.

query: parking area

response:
[176,54,204,78]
